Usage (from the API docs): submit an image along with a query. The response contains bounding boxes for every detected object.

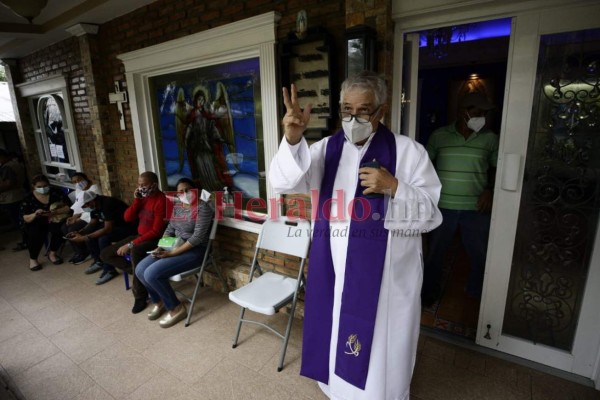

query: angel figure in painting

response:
[184,84,233,191]
[210,82,235,154]
[174,88,189,172]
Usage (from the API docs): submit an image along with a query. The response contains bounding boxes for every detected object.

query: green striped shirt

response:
[426,123,498,210]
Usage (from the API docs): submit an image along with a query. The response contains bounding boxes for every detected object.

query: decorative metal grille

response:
[502,29,600,351]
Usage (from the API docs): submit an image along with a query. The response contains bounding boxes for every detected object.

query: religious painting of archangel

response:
[150,58,264,205]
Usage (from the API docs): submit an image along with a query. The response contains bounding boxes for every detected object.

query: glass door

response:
[479,5,600,379]
[401,33,420,140]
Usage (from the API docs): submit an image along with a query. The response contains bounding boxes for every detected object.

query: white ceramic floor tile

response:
[0,328,60,375]
[0,277,46,302]
[12,352,94,400]
[103,312,166,353]
[192,357,295,400]
[0,306,35,343]
[8,291,66,317]
[49,318,118,364]
[0,296,12,313]
[27,300,85,337]
[142,332,226,384]
[80,343,161,399]
[27,266,85,294]
[125,370,198,400]
[71,383,116,400]
[258,344,326,400]
[74,295,130,328]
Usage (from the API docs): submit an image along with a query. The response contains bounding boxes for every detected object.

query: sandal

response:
[29,264,42,271]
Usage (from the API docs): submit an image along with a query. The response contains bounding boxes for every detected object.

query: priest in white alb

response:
[269,71,443,400]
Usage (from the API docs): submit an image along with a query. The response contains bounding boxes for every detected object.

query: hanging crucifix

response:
[109,80,128,130]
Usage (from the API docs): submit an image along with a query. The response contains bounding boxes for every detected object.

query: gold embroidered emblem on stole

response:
[344,334,361,357]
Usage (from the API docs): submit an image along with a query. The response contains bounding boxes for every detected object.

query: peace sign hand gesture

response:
[282,84,312,145]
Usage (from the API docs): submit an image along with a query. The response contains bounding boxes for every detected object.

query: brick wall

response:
[10,0,393,316]
[95,0,347,198]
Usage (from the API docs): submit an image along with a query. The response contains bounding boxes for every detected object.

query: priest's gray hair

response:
[340,71,387,108]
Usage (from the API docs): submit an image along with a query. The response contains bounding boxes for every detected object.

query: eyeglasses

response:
[339,106,380,125]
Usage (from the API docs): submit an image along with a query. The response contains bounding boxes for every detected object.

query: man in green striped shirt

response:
[422,92,498,306]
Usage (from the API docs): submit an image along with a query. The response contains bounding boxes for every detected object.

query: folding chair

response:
[229,217,311,372]
[169,218,226,327]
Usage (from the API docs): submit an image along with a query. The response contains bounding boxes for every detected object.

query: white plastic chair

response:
[169,218,226,327]
[229,217,311,372]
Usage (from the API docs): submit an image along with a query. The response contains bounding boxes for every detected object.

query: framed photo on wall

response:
[281,30,334,139]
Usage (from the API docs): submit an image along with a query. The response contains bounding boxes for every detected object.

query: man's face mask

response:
[342,119,374,144]
[136,183,157,198]
[466,112,486,133]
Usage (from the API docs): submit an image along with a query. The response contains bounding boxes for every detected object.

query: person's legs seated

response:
[135,255,165,320]
[141,246,205,328]
[84,235,106,274]
[64,219,90,264]
[47,221,65,265]
[128,240,159,314]
[97,236,136,285]
[421,208,460,306]
[25,221,47,271]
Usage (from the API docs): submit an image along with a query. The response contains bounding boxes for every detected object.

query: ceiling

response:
[0,0,157,60]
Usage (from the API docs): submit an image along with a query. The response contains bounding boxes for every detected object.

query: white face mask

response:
[466,116,486,133]
[342,119,374,144]
[178,193,191,205]
[35,187,50,195]
[75,181,88,191]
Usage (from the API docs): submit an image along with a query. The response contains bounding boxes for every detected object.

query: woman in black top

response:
[20,175,71,271]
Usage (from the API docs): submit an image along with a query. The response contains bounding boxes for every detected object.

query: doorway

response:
[412,19,511,340]
[394,1,600,384]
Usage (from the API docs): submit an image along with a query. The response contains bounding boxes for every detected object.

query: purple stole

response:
[300,124,397,390]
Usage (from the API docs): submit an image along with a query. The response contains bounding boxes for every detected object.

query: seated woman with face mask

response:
[20,175,72,271]
[135,177,214,328]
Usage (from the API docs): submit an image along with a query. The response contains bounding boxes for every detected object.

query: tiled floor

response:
[1,230,599,400]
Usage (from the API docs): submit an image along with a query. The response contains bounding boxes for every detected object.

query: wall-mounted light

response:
[0,0,48,23]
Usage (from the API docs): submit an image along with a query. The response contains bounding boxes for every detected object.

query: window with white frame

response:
[17,75,82,187]
[118,12,281,234]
